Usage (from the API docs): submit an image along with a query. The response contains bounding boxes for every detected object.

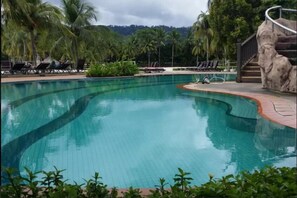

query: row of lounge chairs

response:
[171,60,220,72]
[140,62,166,73]
[186,60,219,71]
[1,60,85,75]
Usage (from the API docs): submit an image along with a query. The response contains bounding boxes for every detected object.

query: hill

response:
[107,25,191,38]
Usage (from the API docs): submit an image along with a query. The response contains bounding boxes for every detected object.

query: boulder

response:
[256,18,296,93]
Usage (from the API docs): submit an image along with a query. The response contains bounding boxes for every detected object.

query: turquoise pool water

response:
[1,74,296,188]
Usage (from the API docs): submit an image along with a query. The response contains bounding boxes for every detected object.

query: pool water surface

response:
[1,74,296,188]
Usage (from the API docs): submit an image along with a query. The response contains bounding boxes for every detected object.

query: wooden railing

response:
[236,33,258,82]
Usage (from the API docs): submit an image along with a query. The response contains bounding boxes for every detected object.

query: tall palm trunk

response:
[30,30,37,67]
[158,46,161,66]
[196,55,199,66]
[171,44,174,67]
[71,38,79,72]
[206,37,209,62]
[147,51,151,67]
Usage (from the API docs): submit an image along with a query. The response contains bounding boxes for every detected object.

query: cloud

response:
[47,0,209,27]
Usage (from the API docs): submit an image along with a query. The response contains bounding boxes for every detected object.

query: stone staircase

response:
[240,35,297,83]
[276,35,297,66]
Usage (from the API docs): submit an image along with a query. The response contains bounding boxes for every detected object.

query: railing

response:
[236,6,297,82]
[265,6,297,34]
[236,33,258,82]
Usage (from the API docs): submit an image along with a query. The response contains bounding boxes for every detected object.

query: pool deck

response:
[1,70,296,129]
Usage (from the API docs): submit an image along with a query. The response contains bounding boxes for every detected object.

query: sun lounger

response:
[74,59,85,72]
[52,62,73,73]
[10,63,26,74]
[28,62,50,74]
[1,61,12,75]
[141,67,165,73]
[209,60,219,71]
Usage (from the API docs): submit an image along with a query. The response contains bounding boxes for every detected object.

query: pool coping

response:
[180,83,296,129]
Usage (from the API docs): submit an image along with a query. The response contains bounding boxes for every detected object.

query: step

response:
[275,42,297,50]
[244,65,260,70]
[241,76,262,83]
[246,62,259,66]
[241,70,261,76]
[277,49,297,58]
[278,35,297,43]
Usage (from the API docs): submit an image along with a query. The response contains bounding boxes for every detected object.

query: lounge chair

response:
[143,63,165,73]
[10,63,26,74]
[209,60,219,71]
[1,61,12,75]
[76,59,85,72]
[54,62,73,73]
[197,61,207,71]
[29,62,50,74]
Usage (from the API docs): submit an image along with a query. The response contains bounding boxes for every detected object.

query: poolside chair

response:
[31,62,50,74]
[54,62,72,73]
[74,59,85,72]
[1,61,12,75]
[10,63,26,74]
[197,61,207,71]
[210,60,219,71]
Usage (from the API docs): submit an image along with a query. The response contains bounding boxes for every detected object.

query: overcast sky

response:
[47,0,209,27]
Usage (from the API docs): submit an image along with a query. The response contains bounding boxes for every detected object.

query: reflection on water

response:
[193,96,296,173]
[1,74,296,187]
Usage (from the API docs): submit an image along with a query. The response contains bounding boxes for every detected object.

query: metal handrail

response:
[265,6,297,34]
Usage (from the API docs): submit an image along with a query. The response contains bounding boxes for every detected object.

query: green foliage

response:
[173,168,193,192]
[85,172,109,197]
[86,61,139,77]
[1,166,296,197]
[122,187,142,198]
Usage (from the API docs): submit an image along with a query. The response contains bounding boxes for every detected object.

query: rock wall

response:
[256,18,296,93]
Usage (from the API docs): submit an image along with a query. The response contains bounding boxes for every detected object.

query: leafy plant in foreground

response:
[1,166,296,197]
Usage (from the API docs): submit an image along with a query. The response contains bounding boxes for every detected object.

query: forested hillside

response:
[107,25,191,37]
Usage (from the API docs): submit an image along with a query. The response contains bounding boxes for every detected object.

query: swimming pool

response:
[1,74,296,188]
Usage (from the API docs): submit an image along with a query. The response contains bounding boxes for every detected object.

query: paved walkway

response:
[183,82,296,129]
[1,72,296,129]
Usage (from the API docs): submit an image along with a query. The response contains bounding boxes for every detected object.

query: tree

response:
[1,21,31,62]
[61,0,98,71]
[191,36,203,66]
[167,30,180,67]
[208,0,258,59]
[2,0,62,66]
[154,28,166,66]
[134,28,157,67]
[192,12,213,62]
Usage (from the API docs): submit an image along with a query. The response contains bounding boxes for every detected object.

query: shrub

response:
[1,166,296,197]
[86,61,139,77]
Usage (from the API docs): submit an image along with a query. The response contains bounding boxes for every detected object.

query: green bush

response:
[86,61,139,77]
[1,166,296,197]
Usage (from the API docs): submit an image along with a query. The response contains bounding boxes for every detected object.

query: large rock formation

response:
[256,18,296,93]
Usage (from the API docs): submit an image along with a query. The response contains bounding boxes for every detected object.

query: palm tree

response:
[2,0,62,66]
[121,35,138,61]
[191,36,203,66]
[154,28,166,66]
[192,11,213,62]
[1,21,31,62]
[61,0,98,71]
[135,28,157,67]
[167,30,180,67]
